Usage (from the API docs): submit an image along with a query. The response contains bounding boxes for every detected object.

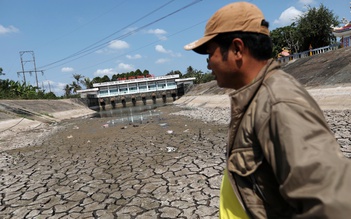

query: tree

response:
[182,66,205,84]
[296,4,339,51]
[142,70,150,77]
[70,81,81,94]
[81,77,93,89]
[201,72,215,83]
[135,69,142,76]
[101,75,110,82]
[64,84,72,97]
[92,76,103,84]
[166,70,183,77]
[111,74,118,81]
[271,23,300,57]
[73,74,83,85]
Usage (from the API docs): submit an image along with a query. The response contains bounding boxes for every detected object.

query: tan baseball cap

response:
[184,2,270,54]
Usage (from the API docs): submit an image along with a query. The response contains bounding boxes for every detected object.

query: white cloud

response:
[155,45,168,53]
[298,0,316,5]
[155,45,181,57]
[125,27,138,34]
[155,58,170,64]
[147,28,167,40]
[157,35,167,41]
[117,63,134,71]
[0,24,19,35]
[93,68,115,77]
[170,52,182,58]
[108,40,129,50]
[148,28,167,35]
[274,7,303,26]
[126,54,142,59]
[61,67,74,72]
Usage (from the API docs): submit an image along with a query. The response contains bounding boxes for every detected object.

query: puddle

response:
[94,103,169,126]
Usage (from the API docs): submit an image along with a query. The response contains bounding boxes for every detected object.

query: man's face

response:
[206,41,237,89]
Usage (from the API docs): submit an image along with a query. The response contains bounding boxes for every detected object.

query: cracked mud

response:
[0,106,226,218]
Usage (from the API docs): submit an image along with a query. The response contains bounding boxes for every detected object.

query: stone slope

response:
[283,46,351,87]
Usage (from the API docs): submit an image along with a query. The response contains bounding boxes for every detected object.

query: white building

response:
[77,74,195,98]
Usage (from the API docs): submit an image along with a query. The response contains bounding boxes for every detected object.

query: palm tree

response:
[82,77,93,89]
[70,81,82,94]
[73,74,83,85]
[64,84,72,97]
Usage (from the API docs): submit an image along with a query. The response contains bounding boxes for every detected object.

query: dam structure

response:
[94,74,179,98]
[77,74,195,109]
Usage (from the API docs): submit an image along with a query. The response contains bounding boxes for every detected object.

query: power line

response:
[39,0,202,71]
[77,19,207,73]
[35,0,130,51]
[39,0,177,70]
[38,18,206,94]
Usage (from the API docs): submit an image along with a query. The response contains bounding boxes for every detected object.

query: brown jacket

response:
[227,59,351,218]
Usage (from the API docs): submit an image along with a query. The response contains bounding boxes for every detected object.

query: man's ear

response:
[232,38,244,58]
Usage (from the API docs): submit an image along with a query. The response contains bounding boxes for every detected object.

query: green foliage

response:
[70,81,81,94]
[135,69,142,76]
[167,70,183,78]
[181,66,214,84]
[142,70,149,76]
[66,66,215,96]
[81,77,93,89]
[72,73,83,84]
[91,76,103,84]
[271,23,300,57]
[200,72,215,83]
[271,4,339,56]
[101,75,111,82]
[296,4,339,51]
[64,84,72,97]
[0,78,57,99]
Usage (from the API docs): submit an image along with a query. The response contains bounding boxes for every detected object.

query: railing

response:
[93,74,179,87]
[277,44,340,64]
[97,84,178,98]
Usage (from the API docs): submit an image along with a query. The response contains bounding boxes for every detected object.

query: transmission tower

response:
[17,51,44,88]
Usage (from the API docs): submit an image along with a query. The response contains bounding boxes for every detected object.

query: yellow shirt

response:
[219,169,249,219]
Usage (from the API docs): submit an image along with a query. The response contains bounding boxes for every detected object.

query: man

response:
[184,2,351,218]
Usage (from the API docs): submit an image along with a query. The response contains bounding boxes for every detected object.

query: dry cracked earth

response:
[0,106,227,219]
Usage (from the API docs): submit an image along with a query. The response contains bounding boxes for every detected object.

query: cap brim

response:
[184,34,217,54]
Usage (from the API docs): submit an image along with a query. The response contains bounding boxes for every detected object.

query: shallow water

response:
[94,103,169,126]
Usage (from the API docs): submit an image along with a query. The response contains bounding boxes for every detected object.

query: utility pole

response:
[48,80,51,92]
[17,51,44,88]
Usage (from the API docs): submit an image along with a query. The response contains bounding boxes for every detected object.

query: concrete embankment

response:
[0,99,96,152]
[0,99,96,122]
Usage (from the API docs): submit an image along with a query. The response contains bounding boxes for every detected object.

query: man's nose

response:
[206,58,211,70]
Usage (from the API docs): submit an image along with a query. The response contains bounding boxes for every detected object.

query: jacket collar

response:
[228,59,280,114]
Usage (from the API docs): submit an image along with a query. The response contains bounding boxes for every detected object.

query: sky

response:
[1,0,349,96]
